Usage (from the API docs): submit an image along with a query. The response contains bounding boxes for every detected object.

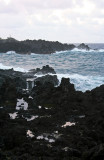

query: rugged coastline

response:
[0,65,104,159]
[0,38,90,54]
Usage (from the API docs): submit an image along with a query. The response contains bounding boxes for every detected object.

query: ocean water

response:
[0,43,104,92]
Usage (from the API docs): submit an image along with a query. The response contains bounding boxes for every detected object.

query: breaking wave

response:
[56,73,104,92]
[6,51,16,55]
[34,73,104,92]
[53,48,104,54]
[0,63,28,72]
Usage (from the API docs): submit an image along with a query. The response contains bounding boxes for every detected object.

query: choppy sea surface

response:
[0,43,104,92]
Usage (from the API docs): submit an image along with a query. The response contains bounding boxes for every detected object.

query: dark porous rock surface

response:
[0,66,104,160]
[35,75,59,86]
[77,43,90,51]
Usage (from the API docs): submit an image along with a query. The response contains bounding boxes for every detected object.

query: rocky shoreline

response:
[0,38,90,54]
[0,65,104,160]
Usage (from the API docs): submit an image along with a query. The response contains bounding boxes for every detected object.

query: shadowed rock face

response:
[0,66,104,160]
[0,38,75,54]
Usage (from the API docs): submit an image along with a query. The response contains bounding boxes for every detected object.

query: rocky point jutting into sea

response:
[0,37,90,54]
[0,65,104,160]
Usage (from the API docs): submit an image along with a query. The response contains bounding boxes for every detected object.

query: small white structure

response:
[16,98,28,110]
[27,130,34,138]
[62,122,75,128]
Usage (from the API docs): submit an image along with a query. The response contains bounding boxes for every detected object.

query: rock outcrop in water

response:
[0,65,104,159]
[0,37,75,54]
[77,43,90,50]
[0,37,91,54]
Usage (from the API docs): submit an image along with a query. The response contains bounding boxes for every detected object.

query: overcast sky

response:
[0,0,104,43]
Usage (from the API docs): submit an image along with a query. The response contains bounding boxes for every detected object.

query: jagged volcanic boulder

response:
[59,78,75,92]
[0,69,26,90]
[35,75,59,86]
[31,77,76,108]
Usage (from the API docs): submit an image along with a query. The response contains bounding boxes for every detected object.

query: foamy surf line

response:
[52,48,104,54]
[0,63,104,92]
[35,73,104,92]
[57,73,104,92]
[0,63,28,72]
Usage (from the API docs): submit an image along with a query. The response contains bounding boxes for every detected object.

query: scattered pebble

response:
[62,122,75,128]
[27,130,34,138]
[54,131,58,134]
[37,135,55,143]
[62,147,69,152]
[28,96,33,99]
[48,139,55,143]
[37,135,44,140]
[79,115,85,118]
[16,98,28,110]
[9,112,18,119]
[38,106,42,109]
[45,107,51,110]
[26,115,38,121]
[0,107,3,109]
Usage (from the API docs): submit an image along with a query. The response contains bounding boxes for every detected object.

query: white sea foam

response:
[31,53,39,55]
[53,50,70,54]
[0,63,27,72]
[98,49,104,52]
[71,48,95,53]
[30,73,104,92]
[53,48,96,54]
[56,73,104,92]
[72,48,104,53]
[6,51,16,55]
[13,67,28,72]
[0,63,13,70]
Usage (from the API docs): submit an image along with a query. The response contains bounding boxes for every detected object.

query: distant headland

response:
[0,37,90,54]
